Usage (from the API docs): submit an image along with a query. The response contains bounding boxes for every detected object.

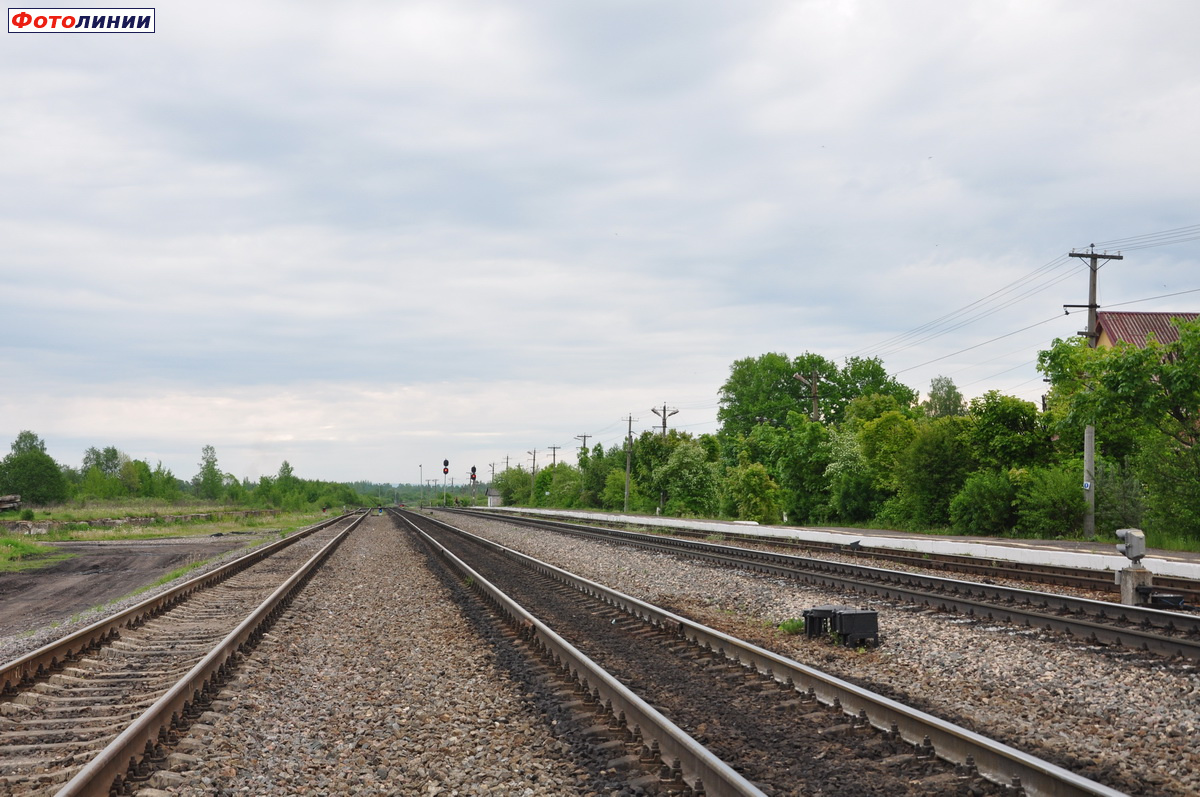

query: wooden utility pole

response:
[547,445,561,466]
[527,449,538,498]
[650,404,678,435]
[575,433,591,451]
[622,415,637,512]
[1067,245,1124,539]
[792,370,822,421]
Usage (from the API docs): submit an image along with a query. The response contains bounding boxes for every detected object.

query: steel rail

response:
[0,513,354,694]
[467,511,1200,661]
[396,511,767,797]
[53,511,366,797]
[413,510,1127,797]
[465,509,1200,605]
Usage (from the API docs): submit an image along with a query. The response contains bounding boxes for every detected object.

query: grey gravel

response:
[444,510,1200,797]
[160,515,596,796]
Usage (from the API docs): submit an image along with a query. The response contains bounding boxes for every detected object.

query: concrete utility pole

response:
[622,415,637,512]
[547,445,560,466]
[650,404,678,435]
[1067,245,1124,539]
[792,370,823,421]
[575,433,591,452]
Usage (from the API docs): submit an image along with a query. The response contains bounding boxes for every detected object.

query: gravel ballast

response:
[158,515,616,796]
[442,510,1200,797]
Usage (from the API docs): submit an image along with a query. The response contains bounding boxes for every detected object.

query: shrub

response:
[949,470,1017,536]
[1014,464,1087,538]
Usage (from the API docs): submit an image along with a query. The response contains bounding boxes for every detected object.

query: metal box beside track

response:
[802,604,879,647]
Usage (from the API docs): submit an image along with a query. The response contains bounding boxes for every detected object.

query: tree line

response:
[491,321,1200,544]
[0,435,368,512]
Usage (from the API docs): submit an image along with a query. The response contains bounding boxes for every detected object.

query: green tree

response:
[493,466,532,506]
[890,416,975,529]
[658,440,719,517]
[922,375,966,418]
[1014,464,1088,538]
[721,457,783,524]
[193,445,223,500]
[967,391,1049,470]
[718,352,838,438]
[1039,320,1200,540]
[0,432,69,505]
[825,357,917,425]
[950,470,1018,536]
[10,430,47,456]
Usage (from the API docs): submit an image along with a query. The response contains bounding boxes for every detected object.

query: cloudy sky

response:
[3,1,1198,487]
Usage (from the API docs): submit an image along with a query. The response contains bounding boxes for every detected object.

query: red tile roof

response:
[1096,311,1199,349]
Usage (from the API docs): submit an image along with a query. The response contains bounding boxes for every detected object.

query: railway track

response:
[400,509,1127,797]
[545,515,1200,607]
[449,510,1200,662]
[0,512,363,796]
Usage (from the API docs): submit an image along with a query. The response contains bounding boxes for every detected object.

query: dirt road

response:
[0,534,266,637]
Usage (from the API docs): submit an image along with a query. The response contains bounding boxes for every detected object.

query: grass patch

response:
[0,537,75,572]
[777,618,806,635]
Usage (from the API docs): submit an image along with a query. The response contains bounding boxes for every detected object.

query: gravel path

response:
[442,510,1200,797]
[148,515,622,796]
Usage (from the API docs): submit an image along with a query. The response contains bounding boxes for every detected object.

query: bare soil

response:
[0,534,266,637]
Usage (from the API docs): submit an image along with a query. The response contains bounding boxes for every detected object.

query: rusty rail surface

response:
[1,513,352,694]
[53,511,365,797]
[397,510,767,797]
[414,510,1128,797]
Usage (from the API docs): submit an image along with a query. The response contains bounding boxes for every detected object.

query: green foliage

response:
[718,352,837,438]
[889,416,975,529]
[967,391,1050,470]
[492,466,533,507]
[722,458,782,524]
[1014,464,1087,538]
[658,440,719,517]
[950,470,1017,536]
[533,462,581,508]
[859,410,917,493]
[778,618,806,635]
[193,445,223,501]
[922,375,966,418]
[1134,434,1200,542]
[1094,459,1145,536]
[826,357,918,425]
[0,445,69,505]
[824,426,884,522]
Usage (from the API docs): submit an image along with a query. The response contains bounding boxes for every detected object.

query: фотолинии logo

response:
[8,8,155,32]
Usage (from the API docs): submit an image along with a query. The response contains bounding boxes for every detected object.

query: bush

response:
[1014,464,1087,538]
[949,470,1017,536]
[20,509,34,521]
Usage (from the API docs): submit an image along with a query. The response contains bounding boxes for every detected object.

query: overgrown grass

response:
[0,537,74,572]
[9,508,326,543]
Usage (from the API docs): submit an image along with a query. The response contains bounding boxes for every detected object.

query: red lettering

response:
[62,15,75,28]
[47,15,62,28]
[33,15,48,28]
[11,11,33,28]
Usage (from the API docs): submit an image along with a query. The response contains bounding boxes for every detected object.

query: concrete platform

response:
[472,506,1200,581]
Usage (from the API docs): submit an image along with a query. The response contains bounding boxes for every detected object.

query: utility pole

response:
[528,449,538,501]
[792,370,823,421]
[547,445,561,466]
[622,415,637,513]
[650,404,678,435]
[575,433,591,451]
[1067,244,1124,539]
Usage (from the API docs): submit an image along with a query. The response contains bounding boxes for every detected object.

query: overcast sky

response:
[3,1,1198,487]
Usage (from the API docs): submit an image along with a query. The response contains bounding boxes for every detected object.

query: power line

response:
[892,313,1065,375]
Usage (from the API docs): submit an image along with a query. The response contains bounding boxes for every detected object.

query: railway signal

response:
[1116,528,1146,564]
